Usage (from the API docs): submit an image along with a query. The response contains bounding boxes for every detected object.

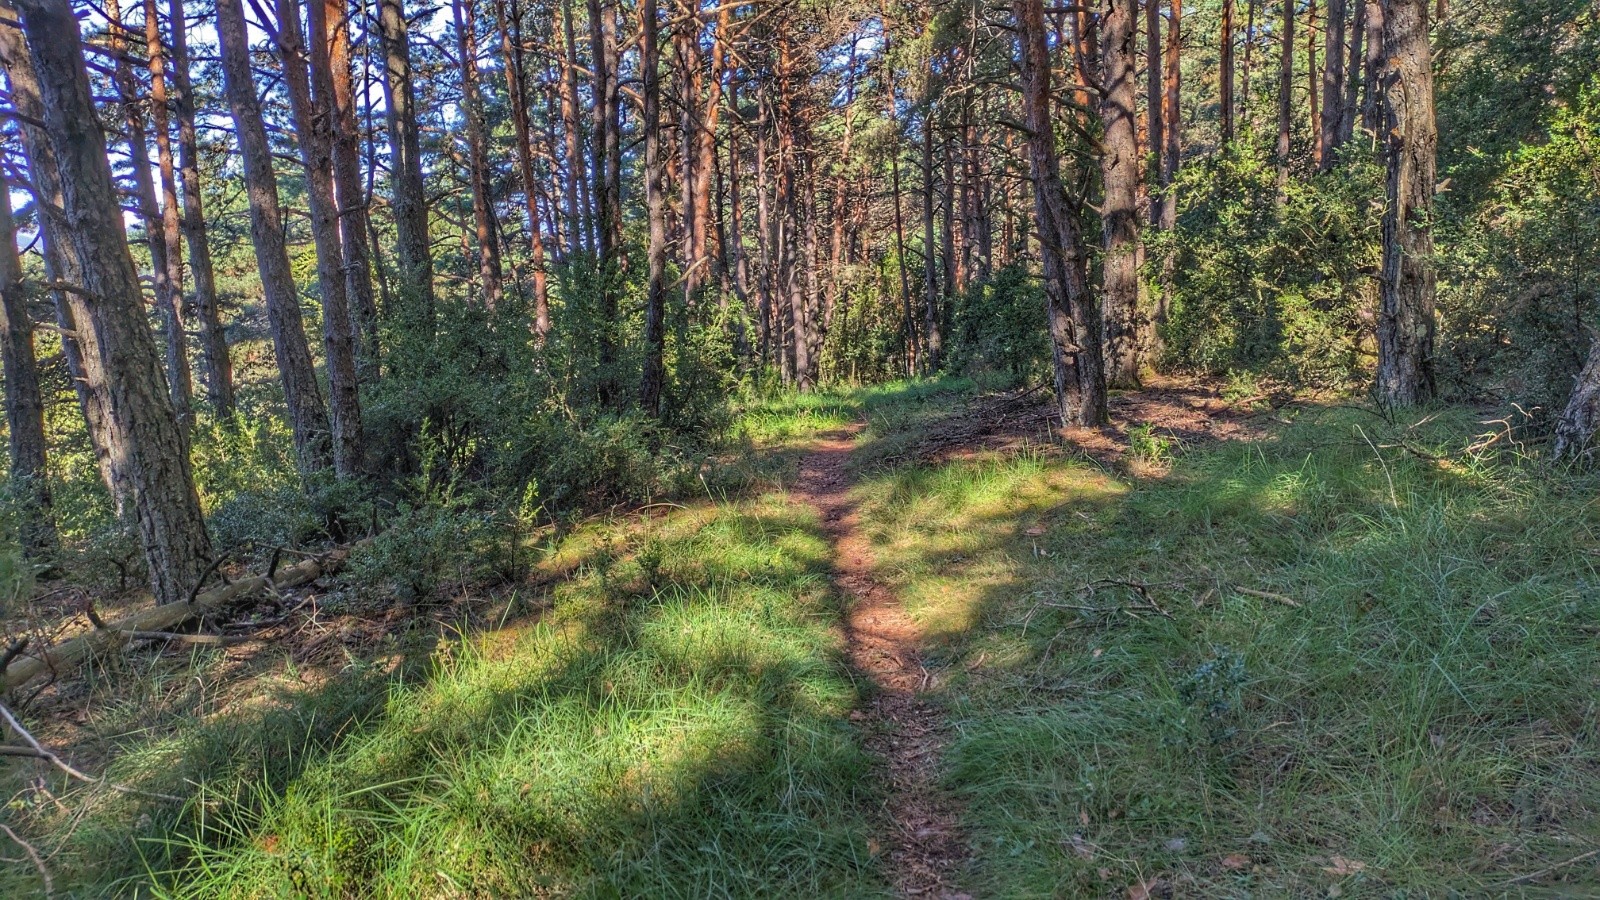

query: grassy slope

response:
[850,384,1600,896]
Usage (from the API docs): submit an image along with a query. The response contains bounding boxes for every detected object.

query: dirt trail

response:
[795,427,971,899]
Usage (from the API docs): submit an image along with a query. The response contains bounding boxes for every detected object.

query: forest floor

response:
[6,376,1600,898]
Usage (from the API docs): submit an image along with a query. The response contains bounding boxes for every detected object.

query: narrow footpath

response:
[794,427,971,899]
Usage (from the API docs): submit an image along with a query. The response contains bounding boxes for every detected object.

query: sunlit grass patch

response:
[853,400,1600,896]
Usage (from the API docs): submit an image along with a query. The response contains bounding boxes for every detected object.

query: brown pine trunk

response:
[1220,0,1236,143]
[144,0,192,427]
[1277,0,1295,193]
[1101,0,1143,388]
[378,0,436,326]
[922,113,940,374]
[167,0,232,415]
[217,0,333,476]
[1307,0,1320,163]
[1243,0,1256,129]
[108,0,191,426]
[452,0,505,308]
[1145,0,1164,223]
[1345,0,1364,143]
[1360,0,1385,134]
[0,15,122,508]
[280,0,364,479]
[1375,0,1438,405]
[1016,0,1108,427]
[0,161,55,555]
[639,0,668,414]
[589,0,622,400]
[559,0,589,255]
[493,0,551,337]
[320,0,380,370]
[11,0,213,604]
[1319,0,1348,170]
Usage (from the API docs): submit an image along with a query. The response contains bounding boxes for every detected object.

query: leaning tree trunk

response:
[143,0,192,427]
[0,13,122,510]
[166,0,232,416]
[1016,0,1108,428]
[1375,0,1437,406]
[217,0,333,476]
[0,164,55,556]
[1554,341,1600,463]
[280,0,364,479]
[1100,0,1143,389]
[493,0,552,337]
[11,0,213,605]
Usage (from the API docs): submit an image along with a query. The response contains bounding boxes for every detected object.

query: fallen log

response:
[2,547,352,694]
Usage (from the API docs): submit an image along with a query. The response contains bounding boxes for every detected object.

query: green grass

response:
[850,394,1600,896]
[2,458,886,896]
[10,380,1600,897]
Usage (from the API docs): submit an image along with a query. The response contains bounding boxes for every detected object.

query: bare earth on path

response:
[795,426,971,899]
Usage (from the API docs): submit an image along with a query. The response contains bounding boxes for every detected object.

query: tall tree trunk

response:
[1220,0,1235,143]
[638,0,668,414]
[143,0,192,428]
[217,0,333,476]
[280,0,364,479]
[588,0,622,401]
[1101,0,1143,388]
[1375,0,1437,405]
[11,0,213,604]
[0,13,122,509]
[108,0,192,426]
[559,0,590,256]
[1015,0,1108,427]
[167,0,232,415]
[1276,0,1295,195]
[1360,0,1385,134]
[1242,0,1256,130]
[320,0,380,370]
[1345,0,1364,143]
[1319,0,1347,169]
[378,0,436,327]
[1146,0,1164,223]
[452,0,505,308]
[921,113,940,374]
[0,158,54,556]
[1307,0,1319,162]
[493,0,551,337]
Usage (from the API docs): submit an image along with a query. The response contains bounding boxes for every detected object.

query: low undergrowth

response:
[852,394,1600,896]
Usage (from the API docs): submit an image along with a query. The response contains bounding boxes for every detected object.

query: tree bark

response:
[1101,0,1143,388]
[1220,0,1235,144]
[1319,0,1348,170]
[452,0,505,308]
[1145,0,1163,224]
[639,0,668,415]
[142,0,192,428]
[378,0,436,327]
[217,0,333,476]
[107,0,192,426]
[0,157,54,556]
[281,0,364,479]
[1554,340,1600,463]
[1276,0,1295,195]
[11,0,213,605]
[1016,0,1108,427]
[493,0,551,337]
[921,112,940,374]
[1375,0,1437,406]
[320,0,380,370]
[167,0,232,415]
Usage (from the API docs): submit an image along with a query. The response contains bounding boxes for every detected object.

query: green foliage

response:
[1157,145,1382,389]
[1439,74,1600,411]
[944,263,1051,384]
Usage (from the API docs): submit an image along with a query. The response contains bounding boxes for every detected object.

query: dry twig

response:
[0,700,182,802]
